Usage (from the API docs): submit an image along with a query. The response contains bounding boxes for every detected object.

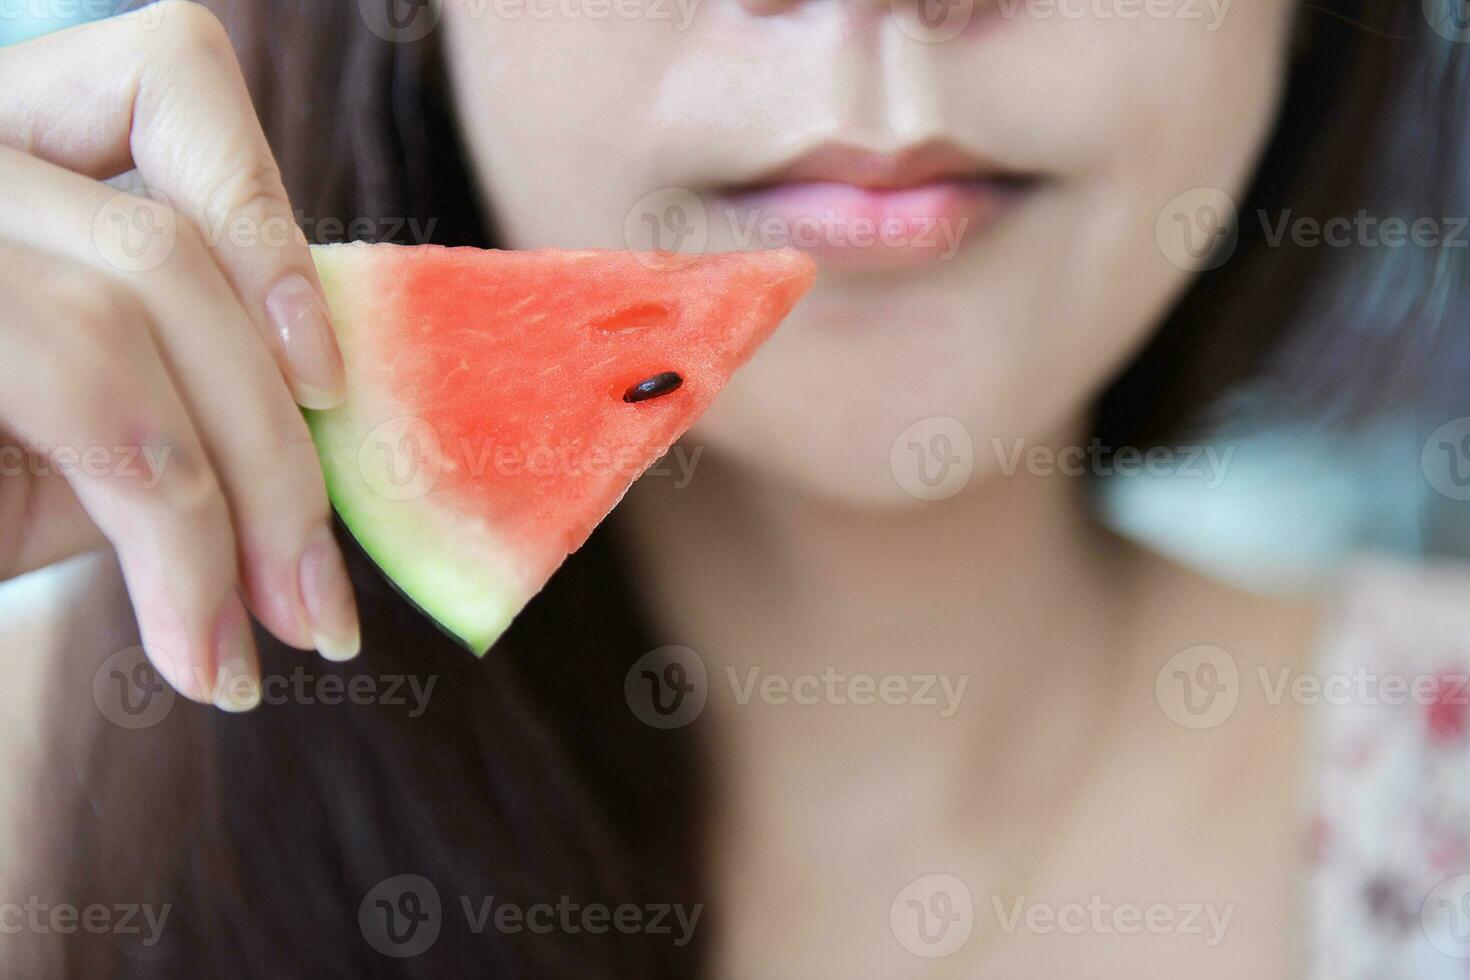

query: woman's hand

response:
[0,2,360,710]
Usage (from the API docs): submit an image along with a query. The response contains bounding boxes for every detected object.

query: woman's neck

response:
[617,429,1321,977]
[616,423,1139,802]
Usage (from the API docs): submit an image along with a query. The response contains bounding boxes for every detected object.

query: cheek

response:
[439,6,676,248]
[440,8,869,250]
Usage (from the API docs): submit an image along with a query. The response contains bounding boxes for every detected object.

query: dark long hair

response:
[25,1,1470,976]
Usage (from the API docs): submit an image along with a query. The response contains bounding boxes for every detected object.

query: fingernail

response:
[299,523,361,662]
[265,273,345,410]
[212,596,261,713]
[147,643,211,705]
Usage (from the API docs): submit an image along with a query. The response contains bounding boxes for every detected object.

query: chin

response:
[686,380,998,511]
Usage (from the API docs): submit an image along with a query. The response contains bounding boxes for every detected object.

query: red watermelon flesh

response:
[306,244,816,653]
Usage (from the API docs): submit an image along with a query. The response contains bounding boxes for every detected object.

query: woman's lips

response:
[708,141,1038,271]
[712,178,1024,270]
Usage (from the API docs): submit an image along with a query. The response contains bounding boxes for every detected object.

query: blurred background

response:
[0,2,1455,606]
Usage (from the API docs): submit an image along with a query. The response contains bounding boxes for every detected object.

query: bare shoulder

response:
[1120,536,1325,669]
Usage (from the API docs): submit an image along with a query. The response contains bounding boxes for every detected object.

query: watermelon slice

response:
[305,244,815,653]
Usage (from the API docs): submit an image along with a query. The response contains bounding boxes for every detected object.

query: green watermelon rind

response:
[305,411,522,655]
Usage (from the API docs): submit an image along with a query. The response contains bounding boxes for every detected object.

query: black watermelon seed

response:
[624,372,684,403]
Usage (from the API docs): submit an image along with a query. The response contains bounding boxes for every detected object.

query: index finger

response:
[0,1,346,409]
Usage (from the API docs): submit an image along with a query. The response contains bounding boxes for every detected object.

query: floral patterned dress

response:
[1309,561,1470,978]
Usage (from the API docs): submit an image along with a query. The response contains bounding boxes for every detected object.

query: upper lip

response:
[725,138,1024,193]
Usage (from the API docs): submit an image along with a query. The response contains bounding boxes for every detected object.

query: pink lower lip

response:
[712,179,1024,270]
